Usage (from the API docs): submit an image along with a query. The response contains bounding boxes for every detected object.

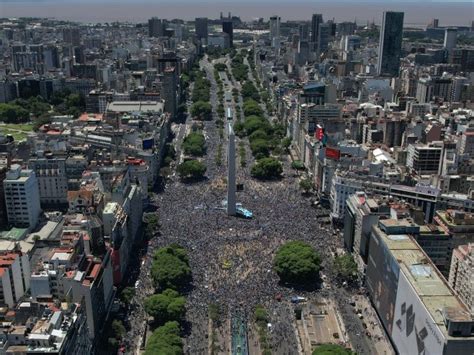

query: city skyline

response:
[0,1,472,25]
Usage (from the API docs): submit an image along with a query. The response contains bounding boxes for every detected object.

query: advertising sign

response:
[392,273,445,355]
[366,233,400,334]
[325,147,341,160]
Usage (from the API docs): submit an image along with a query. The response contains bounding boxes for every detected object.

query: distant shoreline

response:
[0,2,471,26]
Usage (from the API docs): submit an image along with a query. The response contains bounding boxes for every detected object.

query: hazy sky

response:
[0,0,472,25]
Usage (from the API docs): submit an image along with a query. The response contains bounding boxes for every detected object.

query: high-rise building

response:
[222,19,233,47]
[3,164,41,229]
[163,66,177,120]
[29,155,68,207]
[317,23,330,55]
[367,221,474,354]
[377,11,404,77]
[298,23,309,41]
[310,14,323,52]
[448,243,473,315]
[269,16,281,49]
[444,28,458,51]
[62,27,81,46]
[195,17,208,42]
[0,166,7,227]
[148,17,164,37]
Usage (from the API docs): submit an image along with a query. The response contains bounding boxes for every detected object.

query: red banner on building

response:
[325,147,341,160]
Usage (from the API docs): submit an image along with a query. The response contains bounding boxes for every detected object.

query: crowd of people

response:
[123,55,378,355]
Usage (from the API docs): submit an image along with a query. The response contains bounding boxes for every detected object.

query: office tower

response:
[299,23,309,41]
[222,19,233,47]
[269,16,281,49]
[310,13,323,51]
[195,17,208,42]
[444,28,457,51]
[377,11,404,77]
[431,18,439,28]
[43,45,60,69]
[62,27,81,46]
[163,67,177,120]
[3,164,41,228]
[148,17,164,37]
[317,23,330,55]
[0,166,7,227]
[227,123,236,216]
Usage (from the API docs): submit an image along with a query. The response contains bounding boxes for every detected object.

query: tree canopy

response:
[151,244,191,290]
[144,288,186,324]
[251,157,283,180]
[177,159,206,180]
[183,131,206,156]
[145,321,183,355]
[0,103,30,123]
[312,344,354,355]
[190,101,212,120]
[274,241,321,285]
[334,254,358,282]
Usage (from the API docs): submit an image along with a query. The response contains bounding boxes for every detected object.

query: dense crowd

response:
[123,56,376,355]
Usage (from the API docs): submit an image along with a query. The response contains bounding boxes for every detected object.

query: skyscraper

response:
[195,17,208,42]
[148,17,164,38]
[317,23,330,56]
[377,11,404,77]
[310,14,323,52]
[444,28,457,51]
[269,16,281,49]
[222,19,233,47]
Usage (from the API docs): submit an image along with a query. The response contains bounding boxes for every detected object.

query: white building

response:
[3,165,41,228]
[0,252,31,308]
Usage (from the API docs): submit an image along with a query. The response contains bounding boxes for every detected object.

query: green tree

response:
[190,101,212,120]
[144,289,186,324]
[111,319,126,340]
[214,63,227,71]
[241,81,260,102]
[120,286,135,304]
[291,160,305,170]
[151,244,192,290]
[243,115,270,135]
[183,131,206,156]
[334,254,358,282]
[274,241,321,285]
[250,138,271,158]
[177,159,206,180]
[281,137,292,152]
[243,99,263,117]
[145,321,183,355]
[312,344,354,355]
[299,179,313,194]
[251,157,283,180]
[254,305,269,326]
[0,103,30,123]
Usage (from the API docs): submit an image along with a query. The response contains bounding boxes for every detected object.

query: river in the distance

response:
[0,1,472,26]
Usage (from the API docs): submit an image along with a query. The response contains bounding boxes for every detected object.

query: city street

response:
[124,54,386,355]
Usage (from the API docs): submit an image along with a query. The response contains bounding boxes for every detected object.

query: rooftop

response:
[374,225,473,341]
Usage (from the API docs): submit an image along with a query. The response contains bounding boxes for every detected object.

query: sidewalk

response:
[353,295,395,355]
